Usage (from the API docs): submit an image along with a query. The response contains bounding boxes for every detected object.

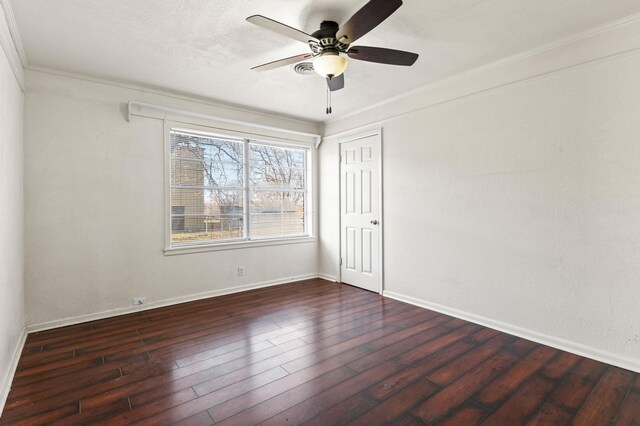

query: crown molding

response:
[0,0,26,65]
[0,0,25,90]
[324,12,640,134]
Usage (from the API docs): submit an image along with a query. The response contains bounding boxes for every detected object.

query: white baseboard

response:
[27,274,320,333]
[383,290,640,374]
[317,273,338,282]
[0,326,27,415]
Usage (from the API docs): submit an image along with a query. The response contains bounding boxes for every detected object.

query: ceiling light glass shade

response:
[313,52,348,78]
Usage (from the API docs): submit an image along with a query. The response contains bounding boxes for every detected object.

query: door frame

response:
[338,128,384,294]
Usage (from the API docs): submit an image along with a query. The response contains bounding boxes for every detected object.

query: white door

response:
[340,133,381,293]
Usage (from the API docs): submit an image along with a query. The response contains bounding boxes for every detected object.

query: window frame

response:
[164,122,315,255]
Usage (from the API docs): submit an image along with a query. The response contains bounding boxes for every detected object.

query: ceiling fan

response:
[246,0,418,101]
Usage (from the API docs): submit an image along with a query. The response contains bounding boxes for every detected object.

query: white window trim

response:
[164,121,316,255]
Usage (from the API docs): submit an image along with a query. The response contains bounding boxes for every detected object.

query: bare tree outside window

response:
[250,143,306,238]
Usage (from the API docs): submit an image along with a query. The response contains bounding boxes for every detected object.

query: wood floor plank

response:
[187,341,306,397]
[211,365,361,425]
[260,360,405,425]
[51,397,131,425]
[571,366,634,425]
[343,378,439,425]
[1,279,638,426]
[426,332,515,386]
[474,345,557,407]
[614,390,640,425]
[279,308,428,374]
[12,356,105,384]
[53,316,369,416]
[106,366,289,424]
[391,413,428,425]
[270,294,389,331]
[346,319,464,372]
[525,402,572,425]
[301,393,375,426]
[288,301,412,345]
[172,411,215,426]
[370,339,473,401]
[438,404,489,426]
[124,345,358,424]
[210,365,356,425]
[508,338,539,356]
[29,334,302,415]
[3,368,124,418]
[6,402,78,426]
[412,351,519,423]
[480,375,554,425]
[537,351,581,381]
[549,357,608,411]
[15,349,75,370]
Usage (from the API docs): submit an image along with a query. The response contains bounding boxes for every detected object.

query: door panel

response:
[340,134,380,293]
[362,229,372,274]
[346,227,357,270]
[362,169,372,213]
[346,171,356,213]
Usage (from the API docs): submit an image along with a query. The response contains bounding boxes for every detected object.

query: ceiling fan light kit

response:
[313,50,348,79]
[247,0,418,113]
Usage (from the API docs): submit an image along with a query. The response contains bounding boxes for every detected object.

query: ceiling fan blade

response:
[327,74,345,91]
[347,46,418,66]
[251,53,313,72]
[336,0,403,44]
[247,15,319,45]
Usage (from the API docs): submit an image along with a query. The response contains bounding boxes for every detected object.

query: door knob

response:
[370,220,379,225]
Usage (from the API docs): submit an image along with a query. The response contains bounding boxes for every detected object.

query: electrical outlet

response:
[133,297,147,305]
[237,267,244,277]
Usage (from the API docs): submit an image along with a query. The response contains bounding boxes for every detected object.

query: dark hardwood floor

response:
[1,279,638,425]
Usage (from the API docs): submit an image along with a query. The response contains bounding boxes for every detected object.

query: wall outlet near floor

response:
[133,297,147,305]
[237,267,244,277]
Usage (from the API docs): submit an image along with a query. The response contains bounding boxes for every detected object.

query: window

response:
[249,142,306,238]
[168,126,311,249]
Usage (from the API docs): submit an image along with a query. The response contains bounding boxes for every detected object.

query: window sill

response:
[164,236,317,256]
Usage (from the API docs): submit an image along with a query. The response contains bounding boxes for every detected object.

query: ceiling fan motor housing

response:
[310,21,349,55]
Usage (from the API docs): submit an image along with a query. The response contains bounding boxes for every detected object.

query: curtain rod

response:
[127,101,323,149]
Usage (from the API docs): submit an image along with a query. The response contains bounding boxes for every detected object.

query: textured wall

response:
[319,51,640,369]
[0,11,24,411]
[24,70,319,326]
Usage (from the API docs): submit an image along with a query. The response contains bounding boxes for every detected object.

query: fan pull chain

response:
[326,86,332,114]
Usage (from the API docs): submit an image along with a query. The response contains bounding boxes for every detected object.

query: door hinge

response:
[339,154,342,163]
[340,258,343,265]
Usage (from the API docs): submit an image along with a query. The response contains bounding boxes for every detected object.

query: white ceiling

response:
[12,0,640,123]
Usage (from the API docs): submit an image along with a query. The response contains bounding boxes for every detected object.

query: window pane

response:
[250,191,305,238]
[170,127,245,246]
[249,144,307,238]
[170,188,244,244]
[249,144,305,190]
[171,131,243,188]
